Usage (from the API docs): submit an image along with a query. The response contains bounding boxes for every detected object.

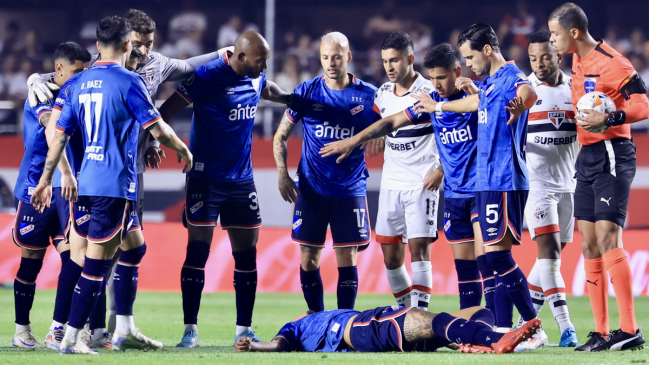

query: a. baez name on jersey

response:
[80,80,102,89]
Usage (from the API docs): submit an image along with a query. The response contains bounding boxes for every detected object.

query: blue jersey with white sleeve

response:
[56,61,161,200]
[404,86,479,198]
[175,52,266,182]
[14,99,53,203]
[52,72,85,189]
[476,61,530,191]
[285,75,379,197]
[273,309,359,352]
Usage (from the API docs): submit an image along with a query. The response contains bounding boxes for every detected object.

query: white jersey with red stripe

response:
[374,73,439,190]
[526,71,577,193]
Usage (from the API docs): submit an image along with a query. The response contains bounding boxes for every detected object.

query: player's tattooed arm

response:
[148,120,193,173]
[403,310,437,343]
[31,131,70,212]
[273,114,299,203]
[38,111,52,128]
[262,80,293,104]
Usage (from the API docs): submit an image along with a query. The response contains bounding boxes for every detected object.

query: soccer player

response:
[373,31,439,310]
[159,31,292,348]
[235,305,542,354]
[273,32,379,314]
[514,29,578,350]
[31,16,192,354]
[10,42,90,349]
[322,24,540,333]
[549,2,648,351]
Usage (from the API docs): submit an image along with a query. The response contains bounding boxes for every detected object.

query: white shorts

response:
[375,188,439,244]
[524,191,574,243]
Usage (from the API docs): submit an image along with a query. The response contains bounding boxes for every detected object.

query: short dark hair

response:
[125,9,156,34]
[381,31,414,54]
[53,42,92,64]
[423,43,461,70]
[96,16,131,48]
[549,2,588,33]
[458,23,500,53]
[528,30,551,46]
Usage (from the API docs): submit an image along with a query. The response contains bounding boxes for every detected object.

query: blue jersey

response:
[52,73,85,189]
[405,86,479,198]
[176,53,267,182]
[274,309,359,352]
[56,61,161,200]
[286,75,379,197]
[476,61,531,191]
[14,99,53,203]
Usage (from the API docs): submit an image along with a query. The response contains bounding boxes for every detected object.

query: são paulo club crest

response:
[548,109,566,128]
[534,206,546,221]
[584,77,597,93]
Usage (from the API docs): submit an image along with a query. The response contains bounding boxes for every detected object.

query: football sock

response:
[584,257,610,335]
[603,248,638,334]
[386,264,412,306]
[88,277,107,331]
[52,260,83,325]
[300,266,324,312]
[184,324,198,334]
[67,257,111,330]
[63,326,81,344]
[49,320,65,331]
[59,250,70,267]
[337,266,358,309]
[236,325,251,336]
[107,265,117,334]
[476,255,495,313]
[90,328,106,340]
[455,259,482,309]
[116,314,135,335]
[487,250,536,322]
[432,312,504,346]
[232,246,258,327]
[114,244,146,316]
[494,273,514,328]
[470,307,496,328]
[411,261,432,310]
[516,260,544,328]
[538,259,573,333]
[181,240,210,325]
[14,257,43,326]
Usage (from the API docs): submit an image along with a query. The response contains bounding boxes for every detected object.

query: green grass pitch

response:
[0,290,647,364]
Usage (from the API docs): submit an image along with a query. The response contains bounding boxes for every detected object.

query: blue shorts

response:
[350,306,413,352]
[443,195,479,244]
[183,178,262,229]
[53,188,71,242]
[73,196,140,244]
[476,191,528,246]
[13,198,64,250]
[292,191,371,248]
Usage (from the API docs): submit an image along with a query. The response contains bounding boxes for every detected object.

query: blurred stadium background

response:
[0,0,648,296]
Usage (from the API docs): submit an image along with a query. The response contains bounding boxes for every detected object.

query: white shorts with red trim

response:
[524,191,574,243]
[375,188,438,244]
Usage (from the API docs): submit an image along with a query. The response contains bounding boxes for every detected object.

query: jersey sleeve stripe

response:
[372,103,381,115]
[53,105,62,111]
[175,89,193,104]
[285,110,297,124]
[55,126,65,132]
[37,109,51,120]
[403,108,415,121]
[142,116,162,129]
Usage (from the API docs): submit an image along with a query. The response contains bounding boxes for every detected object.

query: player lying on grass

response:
[235,305,541,354]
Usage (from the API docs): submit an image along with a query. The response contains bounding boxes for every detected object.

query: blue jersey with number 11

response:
[56,61,161,201]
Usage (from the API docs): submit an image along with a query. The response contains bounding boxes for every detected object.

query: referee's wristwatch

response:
[607,110,626,127]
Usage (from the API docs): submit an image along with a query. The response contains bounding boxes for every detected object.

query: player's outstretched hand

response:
[423,168,443,191]
[278,169,299,204]
[319,139,355,163]
[30,182,52,213]
[361,137,385,158]
[27,73,59,108]
[235,337,252,352]
[411,92,437,114]
[61,171,78,202]
[575,109,608,132]
[177,148,193,173]
[146,146,166,169]
[505,96,525,125]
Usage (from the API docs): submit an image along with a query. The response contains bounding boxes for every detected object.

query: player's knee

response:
[596,233,618,254]
[184,240,211,269]
[120,243,147,265]
[408,239,432,261]
[232,246,257,272]
[335,246,357,267]
[383,254,404,270]
[21,247,46,259]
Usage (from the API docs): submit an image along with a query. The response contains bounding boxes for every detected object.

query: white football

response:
[576,91,616,133]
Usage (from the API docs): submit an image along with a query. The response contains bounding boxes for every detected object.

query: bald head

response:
[231,31,270,79]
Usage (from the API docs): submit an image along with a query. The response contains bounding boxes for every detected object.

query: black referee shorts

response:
[574,138,636,227]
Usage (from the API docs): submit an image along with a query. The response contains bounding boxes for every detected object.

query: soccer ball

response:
[576,91,616,133]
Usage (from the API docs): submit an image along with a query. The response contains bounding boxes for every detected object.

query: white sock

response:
[91,328,106,340]
[411,261,432,310]
[538,259,573,333]
[15,324,31,334]
[49,320,65,331]
[236,325,251,336]
[516,259,545,328]
[116,315,135,335]
[386,264,412,307]
[64,326,81,343]
[184,324,198,334]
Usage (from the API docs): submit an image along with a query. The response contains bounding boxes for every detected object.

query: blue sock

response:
[300,266,324,312]
[470,308,496,328]
[181,241,210,325]
[67,257,111,329]
[476,255,495,313]
[455,259,482,309]
[337,266,358,310]
[88,277,107,329]
[115,244,146,315]
[53,260,83,324]
[232,246,257,327]
[59,250,70,267]
[494,274,514,328]
[14,257,43,325]
[487,250,536,322]
[432,312,504,346]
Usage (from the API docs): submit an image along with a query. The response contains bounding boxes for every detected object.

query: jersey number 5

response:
[79,93,103,143]
[486,204,499,224]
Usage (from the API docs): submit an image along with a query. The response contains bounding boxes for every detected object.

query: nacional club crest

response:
[584,77,596,93]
